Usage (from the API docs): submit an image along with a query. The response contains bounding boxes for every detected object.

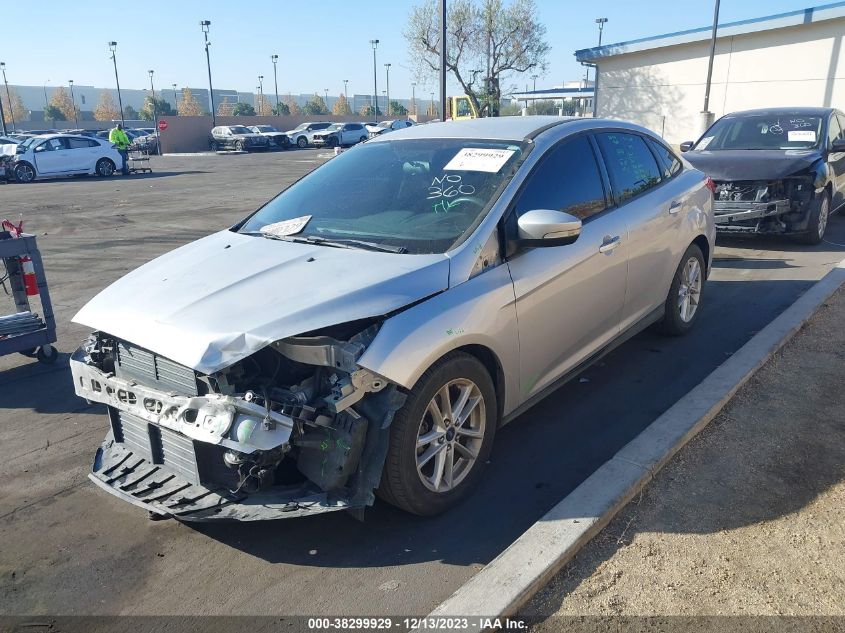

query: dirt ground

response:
[524,285,845,624]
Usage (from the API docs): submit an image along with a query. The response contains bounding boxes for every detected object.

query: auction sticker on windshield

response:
[787,130,816,143]
[260,215,312,236]
[444,148,515,173]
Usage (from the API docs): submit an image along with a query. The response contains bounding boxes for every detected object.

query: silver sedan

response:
[71,116,715,521]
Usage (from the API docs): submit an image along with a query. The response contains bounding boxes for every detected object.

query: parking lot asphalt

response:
[1,150,844,616]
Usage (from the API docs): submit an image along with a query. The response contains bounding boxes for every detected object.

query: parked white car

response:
[367,119,415,138]
[10,134,124,182]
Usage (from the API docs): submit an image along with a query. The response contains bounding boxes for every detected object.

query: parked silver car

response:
[70,117,714,521]
[285,121,334,148]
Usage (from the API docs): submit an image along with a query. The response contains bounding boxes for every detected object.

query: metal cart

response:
[0,233,58,363]
[128,148,152,174]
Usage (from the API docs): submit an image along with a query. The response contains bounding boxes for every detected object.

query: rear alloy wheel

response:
[96,158,115,177]
[14,162,36,183]
[297,136,308,149]
[658,243,705,336]
[799,191,830,245]
[378,352,496,516]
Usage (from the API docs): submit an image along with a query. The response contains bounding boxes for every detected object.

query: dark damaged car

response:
[681,107,845,244]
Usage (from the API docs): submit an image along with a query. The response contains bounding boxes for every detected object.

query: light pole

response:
[384,63,391,116]
[370,39,379,115]
[430,92,434,117]
[200,20,215,125]
[411,82,416,116]
[592,17,608,117]
[68,80,79,127]
[108,42,125,126]
[1,62,13,132]
[343,79,348,102]
[439,0,446,121]
[148,70,158,126]
[258,75,264,115]
[701,0,721,133]
[531,74,538,91]
[172,83,179,112]
[271,55,280,112]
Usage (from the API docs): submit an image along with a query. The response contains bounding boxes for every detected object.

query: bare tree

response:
[283,95,302,116]
[217,97,235,116]
[405,0,550,116]
[93,90,119,121]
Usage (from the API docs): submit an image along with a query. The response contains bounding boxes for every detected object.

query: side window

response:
[47,138,67,151]
[827,115,843,145]
[596,132,662,204]
[513,135,607,221]
[838,114,845,139]
[67,137,91,149]
[647,137,681,179]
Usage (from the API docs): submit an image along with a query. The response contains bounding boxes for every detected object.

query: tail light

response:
[704,177,716,194]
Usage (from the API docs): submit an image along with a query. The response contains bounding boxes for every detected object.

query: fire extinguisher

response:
[20,255,38,296]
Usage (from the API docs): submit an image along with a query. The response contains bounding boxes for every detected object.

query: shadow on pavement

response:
[192,276,820,569]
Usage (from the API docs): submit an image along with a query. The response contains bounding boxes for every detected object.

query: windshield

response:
[255,126,276,132]
[20,137,39,149]
[695,114,823,151]
[238,139,527,254]
[325,124,342,131]
[229,126,252,135]
[378,121,393,127]
[292,123,309,131]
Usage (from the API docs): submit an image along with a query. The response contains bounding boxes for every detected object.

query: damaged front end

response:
[713,176,816,235]
[71,324,405,521]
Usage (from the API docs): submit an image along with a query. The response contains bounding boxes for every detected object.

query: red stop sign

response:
[158,120,168,132]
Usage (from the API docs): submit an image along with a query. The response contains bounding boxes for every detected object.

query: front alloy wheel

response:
[14,163,36,183]
[378,352,496,515]
[416,378,486,493]
[800,191,830,245]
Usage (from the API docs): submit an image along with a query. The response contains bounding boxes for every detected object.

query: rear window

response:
[647,138,682,179]
[596,132,662,204]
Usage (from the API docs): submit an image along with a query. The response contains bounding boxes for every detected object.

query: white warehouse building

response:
[575,1,845,144]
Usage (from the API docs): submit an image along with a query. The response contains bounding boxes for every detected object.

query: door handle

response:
[599,235,621,253]
[668,200,682,214]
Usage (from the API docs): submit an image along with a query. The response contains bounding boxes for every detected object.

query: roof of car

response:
[723,107,837,118]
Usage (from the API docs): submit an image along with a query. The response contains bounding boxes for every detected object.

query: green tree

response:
[43,104,66,121]
[526,99,558,115]
[303,94,328,115]
[332,94,352,116]
[272,101,290,116]
[389,100,408,115]
[139,96,175,120]
[232,102,256,116]
[405,0,550,116]
[123,105,139,120]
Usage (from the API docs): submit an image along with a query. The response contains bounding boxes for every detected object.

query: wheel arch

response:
[13,161,36,181]
[447,344,506,425]
[692,234,710,277]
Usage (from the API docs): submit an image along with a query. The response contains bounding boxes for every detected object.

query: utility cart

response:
[128,149,152,174]
[0,232,58,363]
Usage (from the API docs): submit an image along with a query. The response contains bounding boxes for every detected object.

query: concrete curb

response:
[430,258,845,619]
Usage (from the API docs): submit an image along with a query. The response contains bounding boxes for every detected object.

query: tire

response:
[378,352,497,516]
[235,140,245,152]
[296,136,308,149]
[14,162,36,183]
[657,243,705,336]
[96,158,115,177]
[798,191,830,245]
[359,136,367,144]
[327,136,339,148]
[37,345,58,364]
[210,140,218,151]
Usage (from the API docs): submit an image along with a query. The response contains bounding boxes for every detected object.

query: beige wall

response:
[158,114,435,153]
[595,17,845,143]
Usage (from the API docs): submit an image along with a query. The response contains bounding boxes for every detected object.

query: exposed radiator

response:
[113,409,200,484]
[115,340,198,396]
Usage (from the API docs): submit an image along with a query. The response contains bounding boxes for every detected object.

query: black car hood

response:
[684,149,822,181]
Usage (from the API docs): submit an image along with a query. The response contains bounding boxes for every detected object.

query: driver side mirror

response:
[679,141,694,152]
[515,209,582,248]
[831,138,845,152]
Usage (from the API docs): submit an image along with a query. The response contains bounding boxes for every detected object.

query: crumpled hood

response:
[684,149,822,181]
[74,230,450,374]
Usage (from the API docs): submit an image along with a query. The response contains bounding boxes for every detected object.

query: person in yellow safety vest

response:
[109,123,131,175]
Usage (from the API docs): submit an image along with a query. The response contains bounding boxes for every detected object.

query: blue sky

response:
[1,0,824,99]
